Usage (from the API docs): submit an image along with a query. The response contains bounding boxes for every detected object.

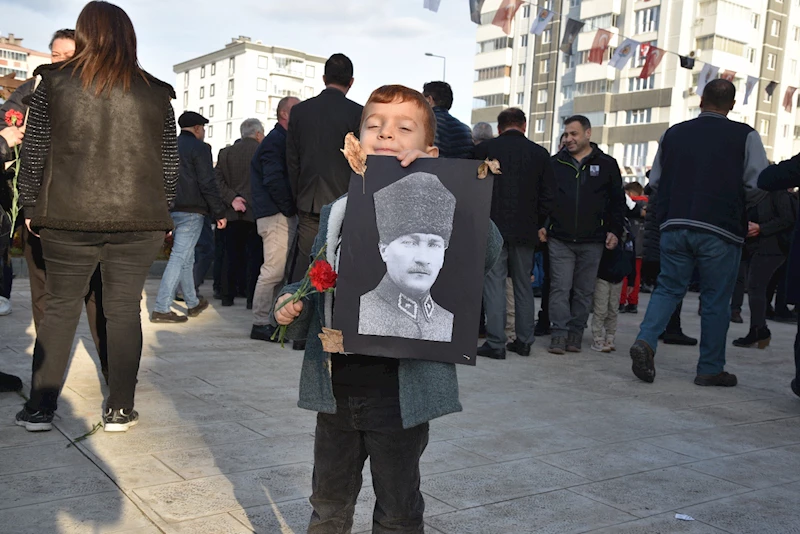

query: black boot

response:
[0,371,22,392]
[733,326,771,349]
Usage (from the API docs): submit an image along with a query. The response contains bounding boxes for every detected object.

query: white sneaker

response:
[591,338,611,353]
[0,297,11,316]
[605,336,616,351]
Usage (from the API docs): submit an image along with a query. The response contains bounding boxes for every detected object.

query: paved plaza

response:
[1,279,799,533]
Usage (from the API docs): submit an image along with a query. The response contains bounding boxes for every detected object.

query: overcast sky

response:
[4,0,479,122]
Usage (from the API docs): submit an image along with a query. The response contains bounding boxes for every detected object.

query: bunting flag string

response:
[426,0,793,106]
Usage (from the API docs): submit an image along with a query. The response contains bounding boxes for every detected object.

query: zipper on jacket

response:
[557,159,582,241]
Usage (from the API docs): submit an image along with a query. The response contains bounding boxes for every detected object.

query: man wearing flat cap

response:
[151,111,227,323]
[359,172,456,342]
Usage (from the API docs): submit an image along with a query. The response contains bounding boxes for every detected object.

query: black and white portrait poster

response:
[333,156,493,366]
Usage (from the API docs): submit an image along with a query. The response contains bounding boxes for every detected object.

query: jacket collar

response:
[273,122,287,135]
[179,130,198,139]
[499,129,525,138]
[699,111,728,120]
[557,142,602,166]
[374,274,436,323]
[321,87,346,98]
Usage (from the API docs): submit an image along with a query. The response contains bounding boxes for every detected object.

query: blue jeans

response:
[154,212,204,313]
[637,229,742,376]
[193,215,215,290]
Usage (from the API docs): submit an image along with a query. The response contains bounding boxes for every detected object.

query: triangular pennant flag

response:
[530,8,555,35]
[588,29,613,64]
[560,18,585,54]
[720,70,736,82]
[679,55,695,69]
[743,75,758,105]
[492,0,523,35]
[765,81,778,97]
[469,0,486,24]
[783,86,797,112]
[608,38,639,69]
[423,0,442,12]
[640,46,665,79]
[696,63,719,97]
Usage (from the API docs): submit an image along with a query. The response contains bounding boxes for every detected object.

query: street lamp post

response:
[425,52,446,82]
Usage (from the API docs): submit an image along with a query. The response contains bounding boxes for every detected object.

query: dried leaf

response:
[340,132,367,178]
[318,327,345,354]
[478,159,502,179]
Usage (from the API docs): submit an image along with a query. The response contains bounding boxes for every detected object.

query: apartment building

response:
[473,0,800,180]
[174,37,326,157]
[0,34,49,80]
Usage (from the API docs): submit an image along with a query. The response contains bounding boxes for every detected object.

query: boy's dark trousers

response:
[308,397,428,534]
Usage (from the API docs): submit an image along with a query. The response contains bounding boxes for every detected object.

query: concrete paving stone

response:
[427,489,636,534]
[0,463,118,510]
[685,444,800,489]
[0,422,67,448]
[418,440,494,476]
[239,412,318,438]
[427,420,482,442]
[559,410,717,444]
[587,512,729,533]
[0,440,90,476]
[134,463,314,522]
[83,421,264,457]
[570,466,750,518]
[154,434,315,479]
[673,399,799,427]
[449,425,604,462]
[165,512,254,533]
[683,483,800,534]
[85,452,184,490]
[537,440,696,481]
[421,457,588,509]
[0,491,155,534]
[0,390,26,408]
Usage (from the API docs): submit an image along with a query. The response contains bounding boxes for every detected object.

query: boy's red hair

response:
[361,85,437,147]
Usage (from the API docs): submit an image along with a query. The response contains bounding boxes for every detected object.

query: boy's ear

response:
[425,145,439,157]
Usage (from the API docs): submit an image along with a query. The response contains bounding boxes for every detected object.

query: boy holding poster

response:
[275,85,501,532]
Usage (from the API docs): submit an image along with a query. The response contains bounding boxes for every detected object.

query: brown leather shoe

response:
[187,297,209,318]
[150,311,188,323]
[694,372,737,387]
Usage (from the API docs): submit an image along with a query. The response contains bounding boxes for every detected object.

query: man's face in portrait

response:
[380,232,446,297]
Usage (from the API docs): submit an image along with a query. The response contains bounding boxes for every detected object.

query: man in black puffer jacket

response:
[540,115,626,355]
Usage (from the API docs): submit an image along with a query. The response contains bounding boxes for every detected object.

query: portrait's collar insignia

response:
[397,293,418,320]
[422,294,435,320]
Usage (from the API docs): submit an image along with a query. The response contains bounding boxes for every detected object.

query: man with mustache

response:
[358,172,455,343]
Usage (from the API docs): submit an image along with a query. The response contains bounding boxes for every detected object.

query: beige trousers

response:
[591,278,623,339]
[252,214,297,325]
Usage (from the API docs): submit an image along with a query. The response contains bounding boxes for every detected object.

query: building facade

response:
[473,0,800,180]
[173,37,326,158]
[0,34,49,80]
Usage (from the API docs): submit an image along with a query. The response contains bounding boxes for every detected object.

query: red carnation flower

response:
[4,109,23,127]
[309,260,337,292]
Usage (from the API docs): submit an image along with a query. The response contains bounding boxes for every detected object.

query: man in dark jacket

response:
[423,81,474,159]
[151,111,227,323]
[474,108,554,359]
[630,80,769,387]
[250,96,299,341]
[758,155,800,399]
[214,118,264,307]
[540,115,625,355]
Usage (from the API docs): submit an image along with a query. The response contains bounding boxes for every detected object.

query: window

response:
[580,14,619,33]
[570,0,580,7]
[182,91,188,108]
[199,106,203,116]
[208,125,213,138]
[537,89,548,103]
[635,42,656,67]
[535,119,545,133]
[767,53,776,70]
[521,35,529,47]
[765,91,773,103]
[759,119,770,135]
[522,4,531,17]
[258,55,268,69]
[577,47,616,64]
[476,66,510,81]
[209,105,214,117]
[306,65,315,78]
[228,57,235,76]
[626,108,652,124]
[751,13,760,30]
[793,60,797,75]
[210,84,215,97]
[575,80,610,95]
[227,79,234,97]
[305,86,314,98]
[794,26,800,41]
[540,58,550,74]
[517,92,524,105]
[635,7,659,33]
[696,35,747,57]
[563,54,576,69]
[518,63,526,77]
[629,75,656,92]
[257,78,268,91]
[200,66,206,78]
[227,101,233,119]
[542,29,551,44]
[256,100,267,113]
[226,122,232,141]
[623,143,648,166]
[746,47,756,63]
[199,86,204,99]
[783,124,790,137]
[184,72,189,88]
[794,125,800,139]
[476,36,513,54]
[561,85,574,100]
[772,19,782,37]
[472,93,510,108]
[210,62,216,76]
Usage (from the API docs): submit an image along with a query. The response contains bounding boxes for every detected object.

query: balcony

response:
[272,67,304,80]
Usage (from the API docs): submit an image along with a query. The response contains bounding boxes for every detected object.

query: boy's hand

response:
[275,293,303,325]
[397,149,433,168]
[538,228,547,243]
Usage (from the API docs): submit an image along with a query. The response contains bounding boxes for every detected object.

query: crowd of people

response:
[0,2,799,532]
